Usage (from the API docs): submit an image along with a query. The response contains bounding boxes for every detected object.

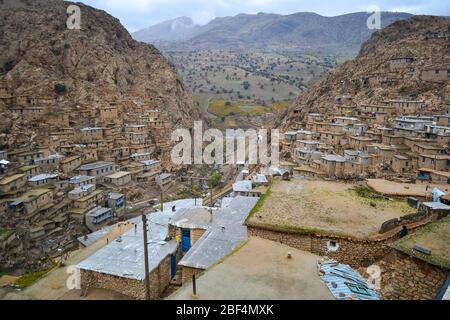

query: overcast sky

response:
[75,0,449,32]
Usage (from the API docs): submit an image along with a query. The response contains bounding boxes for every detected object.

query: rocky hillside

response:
[135,12,413,56]
[0,0,202,148]
[280,15,450,129]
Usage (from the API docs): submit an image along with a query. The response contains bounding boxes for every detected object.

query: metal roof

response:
[28,173,59,182]
[233,180,253,192]
[78,211,177,280]
[77,161,114,171]
[78,199,202,279]
[319,260,381,300]
[178,196,259,270]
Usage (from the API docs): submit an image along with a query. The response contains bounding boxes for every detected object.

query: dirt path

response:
[4,224,133,300]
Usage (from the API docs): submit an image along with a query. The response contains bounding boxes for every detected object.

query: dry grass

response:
[248,179,412,238]
[393,216,450,269]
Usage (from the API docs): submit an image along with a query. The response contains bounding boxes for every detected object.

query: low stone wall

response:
[377,251,448,300]
[247,225,394,268]
[80,255,172,300]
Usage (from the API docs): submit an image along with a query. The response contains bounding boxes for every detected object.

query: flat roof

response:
[0,174,26,185]
[169,237,334,300]
[105,171,131,179]
[86,206,112,218]
[248,179,411,239]
[78,199,203,280]
[77,161,114,171]
[179,196,260,270]
[391,216,450,269]
[29,173,59,182]
[171,207,215,230]
[69,175,95,184]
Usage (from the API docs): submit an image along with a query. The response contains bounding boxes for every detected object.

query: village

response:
[0,1,449,303]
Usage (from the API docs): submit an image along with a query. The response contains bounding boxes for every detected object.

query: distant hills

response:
[132,16,203,42]
[133,12,414,55]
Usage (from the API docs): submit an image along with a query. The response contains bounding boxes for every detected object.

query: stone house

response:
[74,190,104,210]
[382,134,404,146]
[130,152,153,162]
[389,57,415,70]
[412,144,448,155]
[177,197,259,284]
[358,104,396,115]
[421,66,450,83]
[388,100,425,115]
[12,150,45,165]
[99,105,119,124]
[379,216,449,300]
[318,131,346,147]
[76,161,118,181]
[69,175,96,189]
[434,115,450,126]
[28,173,59,187]
[107,192,125,216]
[78,211,179,300]
[319,155,347,178]
[0,174,27,195]
[17,165,40,179]
[418,154,450,172]
[79,127,103,142]
[391,155,413,174]
[156,173,172,188]
[417,169,450,185]
[348,136,377,150]
[33,154,65,171]
[104,171,132,186]
[15,188,53,215]
[60,156,82,175]
[85,206,114,231]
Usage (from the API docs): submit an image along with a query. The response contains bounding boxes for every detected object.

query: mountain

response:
[279,15,450,129]
[133,16,203,43]
[0,0,202,148]
[133,12,413,55]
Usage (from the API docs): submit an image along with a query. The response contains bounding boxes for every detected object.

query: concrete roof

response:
[105,171,131,179]
[29,173,59,182]
[233,180,253,192]
[69,175,95,184]
[170,207,215,230]
[77,161,114,171]
[169,237,334,300]
[178,196,259,270]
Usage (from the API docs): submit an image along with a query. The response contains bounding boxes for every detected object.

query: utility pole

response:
[160,186,164,212]
[142,214,151,300]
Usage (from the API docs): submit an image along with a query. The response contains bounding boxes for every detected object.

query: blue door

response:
[182,228,191,252]
[171,255,177,277]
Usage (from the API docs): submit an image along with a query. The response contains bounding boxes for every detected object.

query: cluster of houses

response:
[76,166,270,300]
[0,88,181,270]
[284,98,449,183]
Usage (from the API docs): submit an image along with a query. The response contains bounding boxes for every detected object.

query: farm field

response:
[167,50,338,103]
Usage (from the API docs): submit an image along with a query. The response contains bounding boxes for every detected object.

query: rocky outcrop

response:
[280,16,450,130]
[0,0,202,148]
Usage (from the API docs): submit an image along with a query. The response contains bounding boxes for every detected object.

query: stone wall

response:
[80,255,172,300]
[248,226,394,267]
[377,251,448,300]
[181,266,202,285]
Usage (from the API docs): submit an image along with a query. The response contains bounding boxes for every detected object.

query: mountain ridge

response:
[133,11,414,55]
